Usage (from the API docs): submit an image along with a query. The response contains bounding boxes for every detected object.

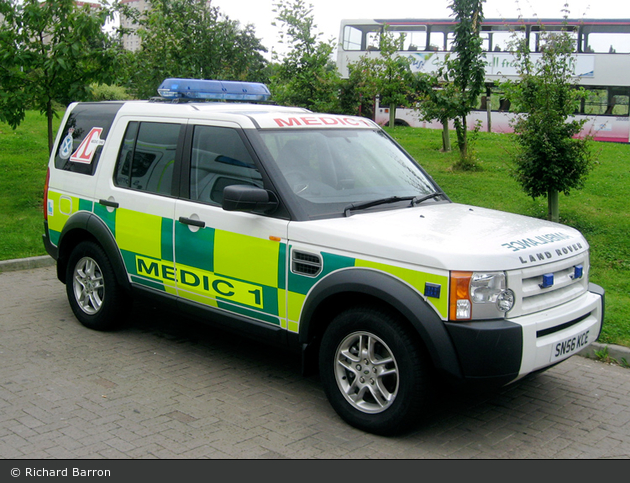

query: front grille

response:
[507,252,590,317]
[292,251,322,277]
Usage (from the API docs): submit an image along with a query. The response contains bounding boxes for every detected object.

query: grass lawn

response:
[1,112,627,347]
[0,111,60,260]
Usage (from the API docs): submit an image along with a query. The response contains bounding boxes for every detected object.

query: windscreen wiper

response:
[411,191,446,206]
[343,196,416,217]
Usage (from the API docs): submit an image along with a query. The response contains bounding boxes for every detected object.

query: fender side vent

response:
[292,251,322,277]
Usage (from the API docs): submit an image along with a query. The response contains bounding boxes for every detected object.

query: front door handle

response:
[179,217,206,228]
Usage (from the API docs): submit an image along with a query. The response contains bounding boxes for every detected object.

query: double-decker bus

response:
[337,18,630,143]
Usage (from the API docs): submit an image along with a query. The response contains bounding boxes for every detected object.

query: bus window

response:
[584,89,608,115]
[367,31,380,51]
[474,90,513,112]
[492,31,525,52]
[480,32,491,51]
[531,27,578,53]
[611,90,630,116]
[582,88,630,117]
[446,32,456,51]
[343,25,364,51]
[389,26,427,51]
[580,33,630,53]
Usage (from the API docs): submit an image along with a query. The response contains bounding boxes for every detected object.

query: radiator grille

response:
[507,252,589,317]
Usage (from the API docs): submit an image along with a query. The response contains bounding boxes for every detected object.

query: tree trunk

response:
[455,117,468,161]
[47,99,54,154]
[486,89,492,133]
[548,189,560,223]
[441,121,451,152]
[389,103,396,129]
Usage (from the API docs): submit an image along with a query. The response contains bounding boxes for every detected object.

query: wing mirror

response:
[222,185,279,214]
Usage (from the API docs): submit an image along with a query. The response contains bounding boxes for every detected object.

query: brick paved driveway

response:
[1,266,629,459]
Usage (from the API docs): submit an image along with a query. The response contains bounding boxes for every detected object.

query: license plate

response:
[550,329,590,362]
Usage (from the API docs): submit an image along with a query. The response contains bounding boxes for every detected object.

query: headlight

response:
[496,289,516,312]
[449,271,514,320]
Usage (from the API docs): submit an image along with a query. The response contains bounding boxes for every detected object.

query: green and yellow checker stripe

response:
[285,250,449,333]
[46,191,94,246]
[52,201,448,334]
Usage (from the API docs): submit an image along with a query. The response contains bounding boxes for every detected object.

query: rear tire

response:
[66,241,128,331]
[319,306,432,435]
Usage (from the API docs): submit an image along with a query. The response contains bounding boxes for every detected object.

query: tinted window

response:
[55,103,123,175]
[189,125,263,205]
[114,122,182,196]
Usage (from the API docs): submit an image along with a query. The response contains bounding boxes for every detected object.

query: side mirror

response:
[222,185,278,214]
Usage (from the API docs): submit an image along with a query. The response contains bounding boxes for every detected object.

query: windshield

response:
[258,129,441,218]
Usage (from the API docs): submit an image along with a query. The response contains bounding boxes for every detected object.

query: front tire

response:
[66,241,128,331]
[319,306,432,435]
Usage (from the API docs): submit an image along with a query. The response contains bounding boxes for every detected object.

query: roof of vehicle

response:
[77,100,379,131]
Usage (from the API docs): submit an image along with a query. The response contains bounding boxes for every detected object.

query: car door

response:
[173,122,290,330]
[93,117,186,295]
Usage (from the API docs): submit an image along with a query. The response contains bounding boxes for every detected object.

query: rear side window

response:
[55,103,123,175]
[114,121,182,196]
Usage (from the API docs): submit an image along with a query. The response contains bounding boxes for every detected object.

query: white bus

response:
[337,18,630,143]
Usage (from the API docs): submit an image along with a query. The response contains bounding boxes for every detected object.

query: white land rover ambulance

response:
[43,78,604,435]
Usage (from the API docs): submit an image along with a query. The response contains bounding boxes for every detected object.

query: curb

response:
[578,341,630,367]
[0,255,56,273]
[1,256,628,367]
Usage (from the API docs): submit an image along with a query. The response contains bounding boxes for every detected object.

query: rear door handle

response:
[99,199,119,208]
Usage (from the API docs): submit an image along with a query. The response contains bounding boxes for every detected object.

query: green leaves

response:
[0,0,120,151]
[342,27,416,123]
[130,0,268,100]
[503,20,594,221]
[270,0,341,112]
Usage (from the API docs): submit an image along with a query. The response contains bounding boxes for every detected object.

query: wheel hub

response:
[72,256,105,316]
[334,331,399,414]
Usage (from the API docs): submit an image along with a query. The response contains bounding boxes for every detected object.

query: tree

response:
[503,17,594,222]
[443,0,486,166]
[270,0,341,112]
[338,62,379,119]
[343,28,417,126]
[131,0,269,100]
[0,0,120,152]
[373,31,417,128]
[414,74,459,152]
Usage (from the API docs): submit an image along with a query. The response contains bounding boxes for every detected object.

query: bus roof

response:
[342,18,630,28]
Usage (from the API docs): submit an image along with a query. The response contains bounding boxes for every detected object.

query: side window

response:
[55,103,122,175]
[114,121,181,196]
[189,125,263,205]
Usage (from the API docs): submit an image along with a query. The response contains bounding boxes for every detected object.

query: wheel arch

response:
[56,212,130,292]
[298,268,462,379]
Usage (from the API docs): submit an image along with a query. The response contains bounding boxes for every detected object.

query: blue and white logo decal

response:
[59,128,75,159]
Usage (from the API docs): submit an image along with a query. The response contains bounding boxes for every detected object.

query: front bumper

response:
[444,283,604,385]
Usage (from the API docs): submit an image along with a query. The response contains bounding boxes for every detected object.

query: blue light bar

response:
[157,78,271,101]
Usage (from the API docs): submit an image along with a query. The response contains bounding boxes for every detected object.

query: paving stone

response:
[1,266,630,459]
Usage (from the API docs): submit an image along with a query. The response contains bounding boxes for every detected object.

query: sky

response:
[210,0,630,59]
